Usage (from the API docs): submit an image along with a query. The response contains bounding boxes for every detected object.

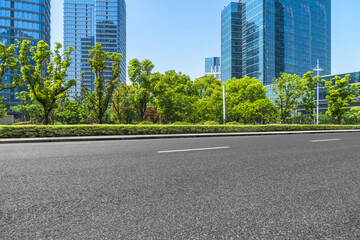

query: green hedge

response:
[0,124,360,138]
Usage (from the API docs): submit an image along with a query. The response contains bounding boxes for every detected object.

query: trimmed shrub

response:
[226,121,242,125]
[0,124,359,138]
[172,122,192,125]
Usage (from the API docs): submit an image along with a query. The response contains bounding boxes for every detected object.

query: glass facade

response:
[317,71,360,112]
[205,57,221,80]
[64,0,126,96]
[267,71,360,112]
[0,0,51,107]
[221,2,243,83]
[221,0,331,85]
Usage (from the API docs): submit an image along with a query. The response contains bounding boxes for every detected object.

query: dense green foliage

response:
[0,41,25,118]
[19,41,76,125]
[2,40,360,126]
[88,43,124,124]
[226,76,278,124]
[128,58,154,121]
[323,75,360,124]
[0,124,360,138]
[343,107,360,125]
[272,73,303,124]
[301,72,319,124]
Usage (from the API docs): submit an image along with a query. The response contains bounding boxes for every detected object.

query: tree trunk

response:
[338,117,342,125]
[43,113,50,125]
[117,113,122,124]
[98,111,104,124]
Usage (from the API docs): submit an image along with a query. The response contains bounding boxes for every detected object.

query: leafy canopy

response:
[19,40,76,125]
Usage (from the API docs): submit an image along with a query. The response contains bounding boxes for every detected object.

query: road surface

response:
[1,133,360,239]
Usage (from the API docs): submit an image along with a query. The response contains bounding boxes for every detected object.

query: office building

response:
[221,0,331,85]
[221,1,242,83]
[64,0,126,96]
[205,57,221,80]
[0,0,51,107]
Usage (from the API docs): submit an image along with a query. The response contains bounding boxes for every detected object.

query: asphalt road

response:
[1,133,360,239]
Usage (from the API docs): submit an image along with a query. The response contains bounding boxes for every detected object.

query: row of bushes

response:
[1,124,360,138]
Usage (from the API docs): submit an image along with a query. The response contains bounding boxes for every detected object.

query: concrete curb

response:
[0,129,360,144]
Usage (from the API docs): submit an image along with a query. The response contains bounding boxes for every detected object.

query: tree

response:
[54,98,83,124]
[151,70,196,123]
[343,107,360,125]
[10,91,42,123]
[128,58,154,121]
[122,84,138,124]
[88,43,124,124]
[73,72,88,105]
[19,41,76,125]
[192,75,223,123]
[272,73,303,124]
[301,72,319,124]
[323,75,360,124]
[253,98,279,124]
[82,90,97,123]
[143,108,160,123]
[111,82,129,124]
[0,41,25,117]
[10,91,31,121]
[225,76,277,124]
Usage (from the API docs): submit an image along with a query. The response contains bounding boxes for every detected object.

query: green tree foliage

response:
[88,43,124,124]
[343,106,360,125]
[151,70,196,123]
[318,113,336,125]
[111,82,129,124]
[70,72,97,124]
[0,41,25,117]
[301,72,319,124]
[272,73,303,124]
[54,98,83,124]
[10,91,31,121]
[226,76,278,124]
[82,90,97,123]
[19,40,76,125]
[10,91,42,123]
[192,75,223,123]
[128,59,154,121]
[323,75,360,124]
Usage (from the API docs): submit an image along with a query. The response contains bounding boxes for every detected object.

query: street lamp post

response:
[223,85,226,125]
[313,59,323,125]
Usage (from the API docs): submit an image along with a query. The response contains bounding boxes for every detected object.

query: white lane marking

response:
[310,139,341,143]
[158,146,230,153]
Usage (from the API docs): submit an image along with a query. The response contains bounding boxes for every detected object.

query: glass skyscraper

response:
[205,57,221,80]
[221,0,331,85]
[221,2,243,83]
[0,0,51,107]
[64,0,126,96]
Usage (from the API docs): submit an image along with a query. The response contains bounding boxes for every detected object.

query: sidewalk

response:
[0,129,359,144]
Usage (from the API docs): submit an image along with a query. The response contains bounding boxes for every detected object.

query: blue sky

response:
[51,0,360,81]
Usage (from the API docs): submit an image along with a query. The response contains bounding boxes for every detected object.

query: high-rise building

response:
[221,0,331,85]
[205,57,221,80]
[0,0,51,107]
[221,2,242,83]
[64,0,126,96]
